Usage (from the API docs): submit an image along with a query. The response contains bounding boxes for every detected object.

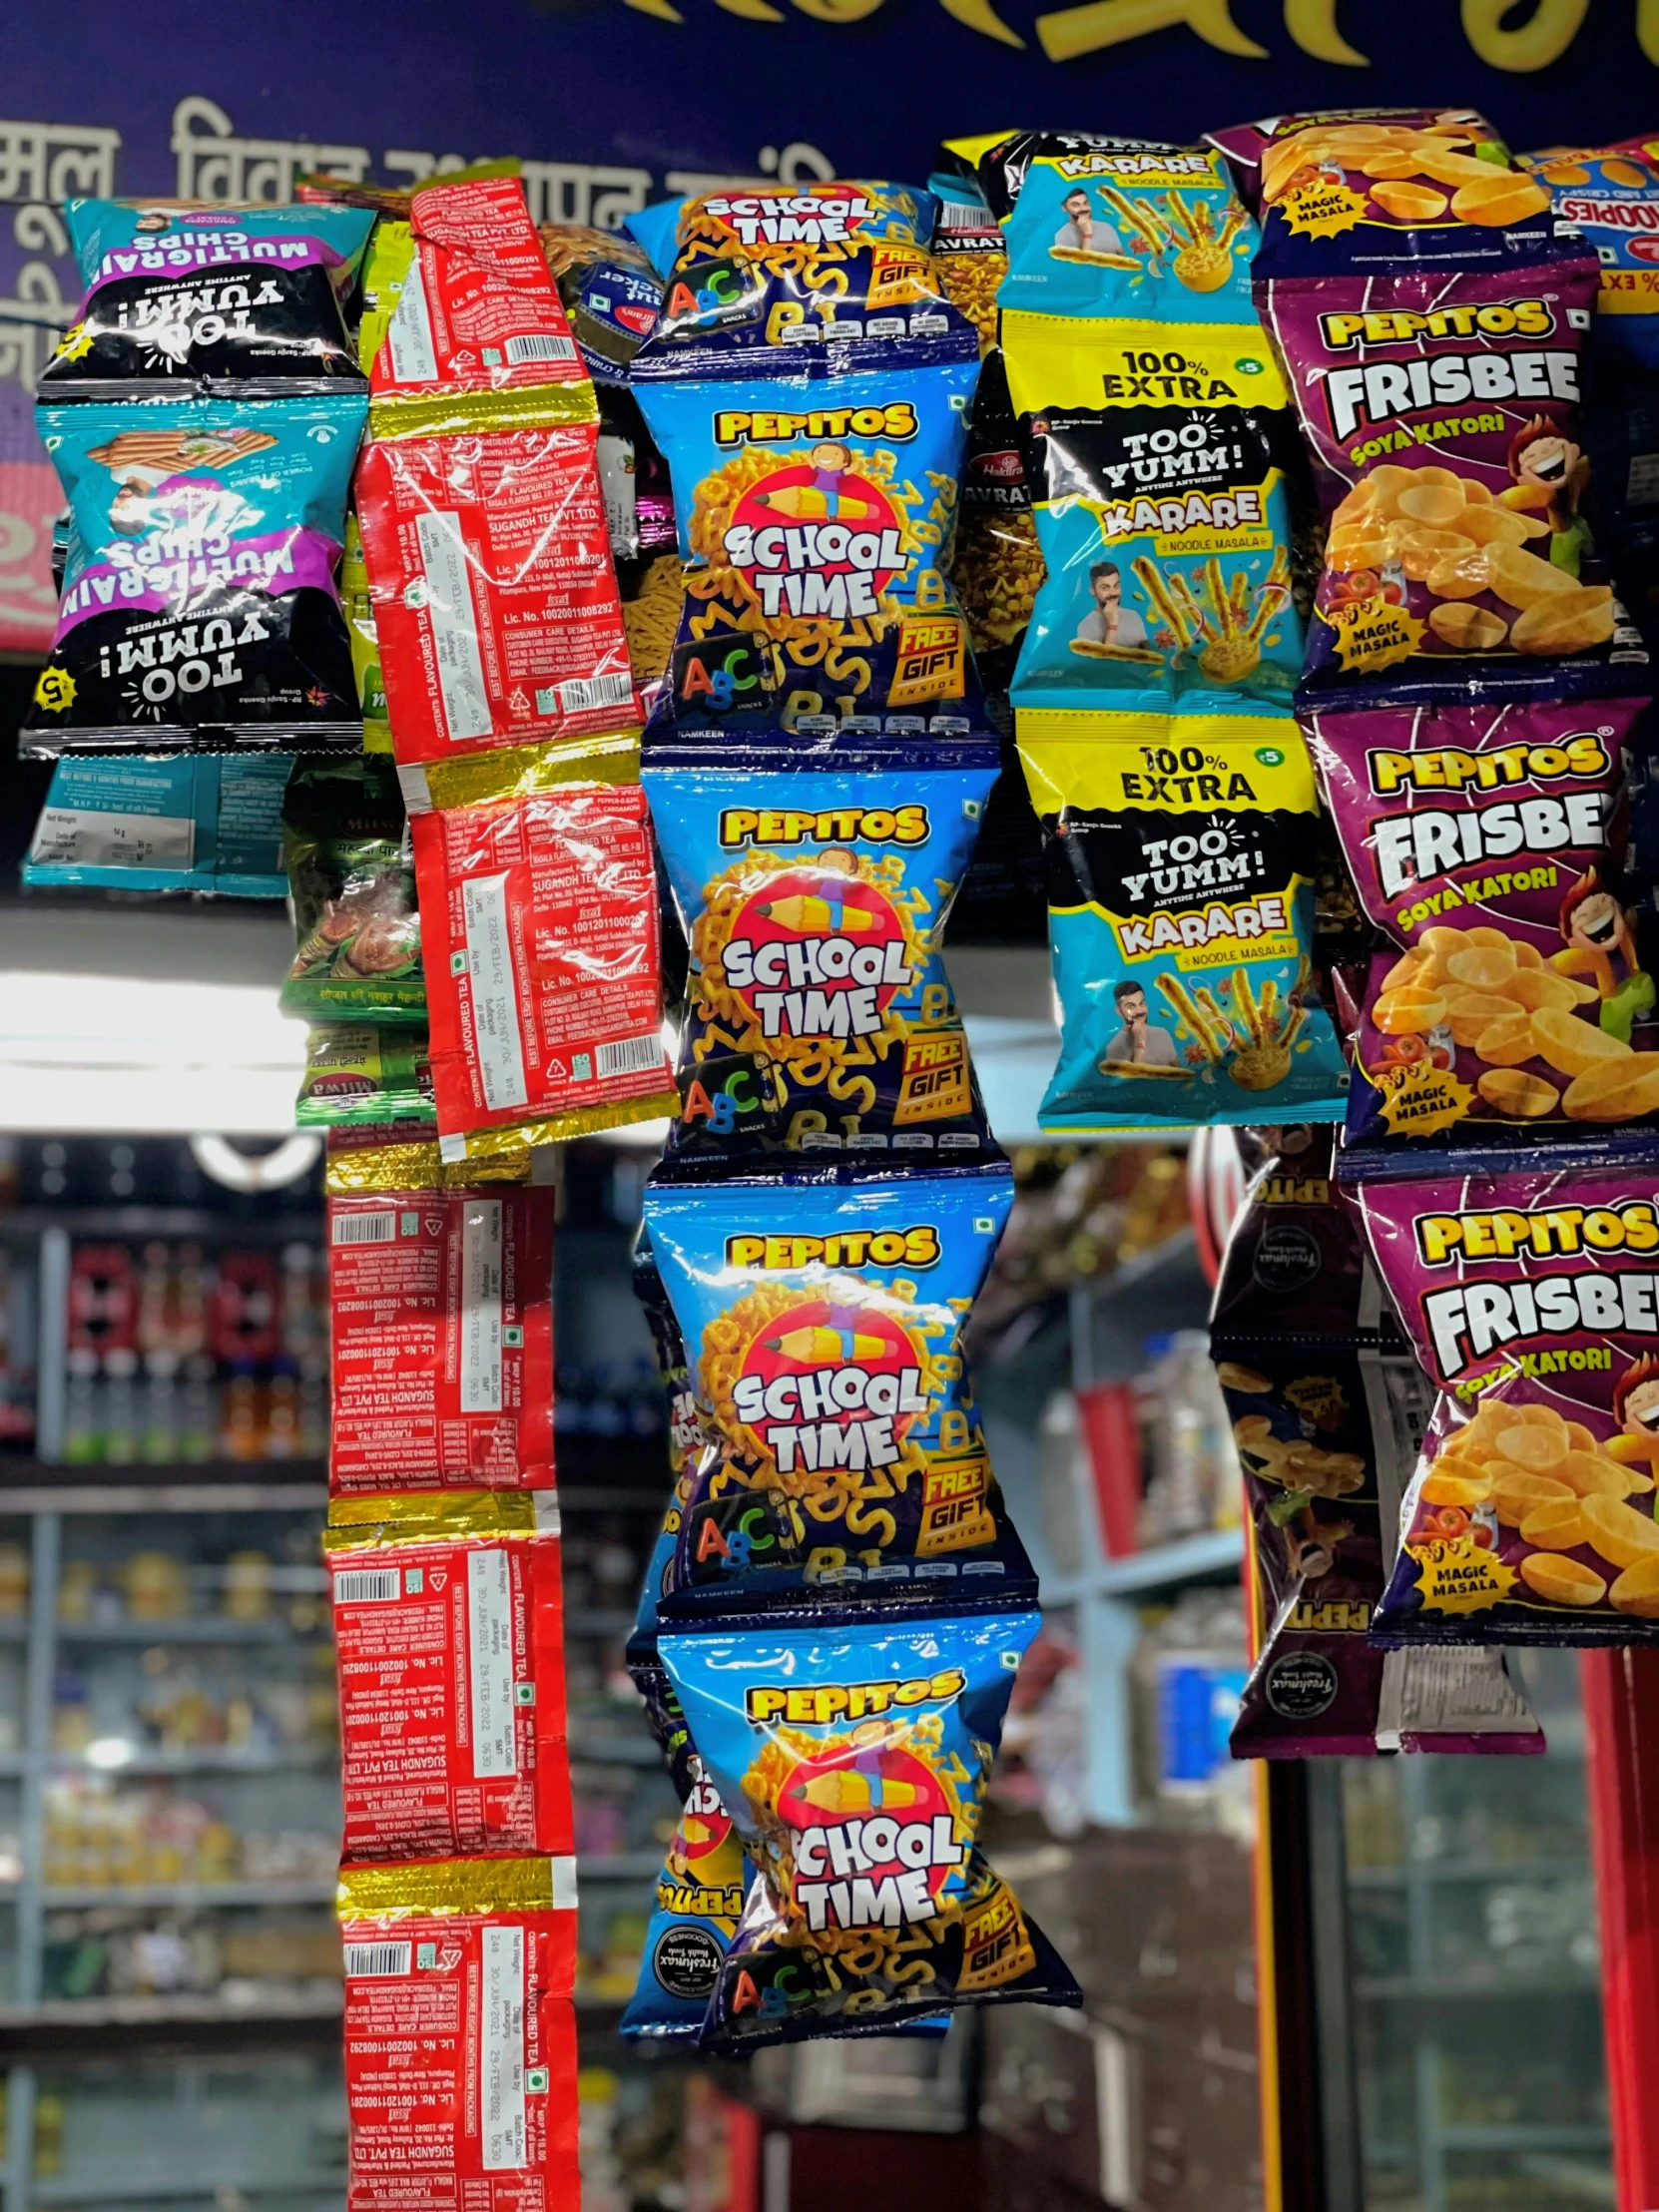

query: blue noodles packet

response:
[27,394,364,753]
[641,743,1000,1163]
[628,184,978,381]
[642,1164,1032,1622]
[632,360,989,743]
[24,751,292,895]
[659,1608,1080,2048]
[43,200,373,398]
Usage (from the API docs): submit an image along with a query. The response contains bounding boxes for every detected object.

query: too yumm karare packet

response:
[658,1608,1080,2048]
[326,1490,572,1864]
[1307,694,1659,1141]
[1353,1140,1659,1643]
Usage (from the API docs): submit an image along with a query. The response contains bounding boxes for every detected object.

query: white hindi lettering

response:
[0,119,121,205]
[171,95,372,203]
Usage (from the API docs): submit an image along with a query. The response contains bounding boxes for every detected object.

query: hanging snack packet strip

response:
[643,1167,1030,1620]
[1307,695,1657,1141]
[632,360,984,744]
[929,195,1006,356]
[1256,233,1622,690]
[327,1186,554,1495]
[947,353,1044,686]
[25,752,292,896]
[642,745,999,1163]
[627,1226,710,1690]
[409,740,678,1155]
[358,178,593,437]
[297,1027,433,1129]
[629,184,978,381]
[326,1491,571,1862]
[1520,145,1659,384]
[354,424,638,769]
[341,517,389,753]
[42,199,373,396]
[1017,711,1349,1131]
[989,133,1257,326]
[1215,1132,1540,1755]
[280,759,424,1027]
[323,1123,531,1198]
[660,1610,1079,2046]
[27,394,364,752]
[1001,318,1302,717]
[1356,1143,1659,1643]
[621,1762,754,2041]
[339,1856,578,2212]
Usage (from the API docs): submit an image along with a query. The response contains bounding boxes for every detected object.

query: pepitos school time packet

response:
[641,734,1000,1164]
[1306,688,1659,1142]
[628,184,989,743]
[658,1607,1080,2048]
[1351,1136,1659,1644]
[1016,712,1350,1132]
[1214,1129,1540,1755]
[642,1163,1032,1621]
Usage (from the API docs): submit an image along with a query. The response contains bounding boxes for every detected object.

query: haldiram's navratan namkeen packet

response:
[1355,1143,1659,1644]
[642,1167,1031,1620]
[1307,694,1657,1141]
[659,1610,1081,2047]
[1017,711,1349,1130]
[641,746,999,1162]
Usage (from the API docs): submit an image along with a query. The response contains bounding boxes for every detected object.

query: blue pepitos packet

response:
[658,1606,1080,2048]
[641,743,999,1163]
[642,1163,1030,1623]
[628,184,978,382]
[631,358,988,744]
[43,200,374,397]
[621,1761,755,2041]
[26,394,364,753]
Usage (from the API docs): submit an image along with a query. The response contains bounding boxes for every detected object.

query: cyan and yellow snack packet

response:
[1017,712,1349,1130]
[1003,321,1303,715]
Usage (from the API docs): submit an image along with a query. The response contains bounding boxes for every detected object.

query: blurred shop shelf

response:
[1042,1526,1245,1608]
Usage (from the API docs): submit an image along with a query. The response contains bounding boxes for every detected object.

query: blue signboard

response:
[3,0,1659,647]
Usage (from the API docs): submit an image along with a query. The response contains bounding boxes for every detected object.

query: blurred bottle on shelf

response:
[1131,1587,1253,1842]
[1138,1331,1240,1546]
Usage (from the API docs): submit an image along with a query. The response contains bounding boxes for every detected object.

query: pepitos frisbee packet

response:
[641,744,999,1163]
[1214,1130,1541,1756]
[658,1608,1080,2048]
[1306,694,1659,1142]
[1352,1138,1659,1643]
[1017,710,1349,1131]
[642,1165,1030,1621]
[43,199,373,397]
[27,393,363,753]
[621,1761,754,2041]
[990,133,1257,327]
[628,184,979,381]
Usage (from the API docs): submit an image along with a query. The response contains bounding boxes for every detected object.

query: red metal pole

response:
[1581,1648,1659,2212]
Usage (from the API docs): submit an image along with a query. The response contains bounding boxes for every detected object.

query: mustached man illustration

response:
[1554,867,1654,1041]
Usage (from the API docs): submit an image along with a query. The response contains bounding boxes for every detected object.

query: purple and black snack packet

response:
[1215,1128,1539,1753]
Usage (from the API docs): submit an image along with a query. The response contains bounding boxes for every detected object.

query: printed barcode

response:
[344,1941,412,1977]
[334,1569,400,1604]
[558,672,634,714]
[940,203,990,229]
[332,1210,396,1246]
[505,332,577,363]
[597,1032,664,1077]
